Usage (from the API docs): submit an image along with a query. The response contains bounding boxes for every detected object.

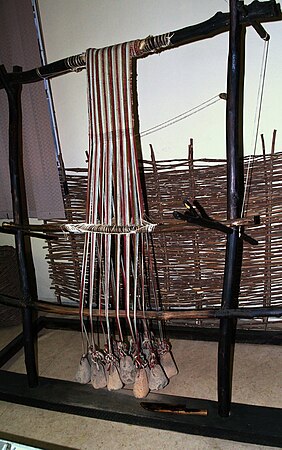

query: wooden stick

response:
[140,402,208,416]
[0,1,280,89]
[218,0,245,418]
[0,293,281,320]
[1,216,260,234]
[0,65,38,388]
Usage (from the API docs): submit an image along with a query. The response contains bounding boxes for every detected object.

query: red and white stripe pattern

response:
[75,39,178,395]
[80,42,148,351]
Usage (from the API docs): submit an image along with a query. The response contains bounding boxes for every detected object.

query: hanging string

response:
[139,94,223,137]
[79,233,91,354]
[241,38,270,219]
[76,39,179,394]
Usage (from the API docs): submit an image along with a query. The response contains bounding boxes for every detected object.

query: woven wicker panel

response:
[45,153,282,329]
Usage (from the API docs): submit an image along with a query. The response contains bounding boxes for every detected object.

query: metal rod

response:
[218,0,246,418]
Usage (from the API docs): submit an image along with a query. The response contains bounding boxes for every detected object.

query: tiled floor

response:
[0,323,281,449]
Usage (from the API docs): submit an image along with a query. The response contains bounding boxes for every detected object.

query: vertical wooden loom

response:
[0,1,282,445]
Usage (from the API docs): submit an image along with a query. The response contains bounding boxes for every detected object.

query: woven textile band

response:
[76,38,169,371]
[85,42,144,227]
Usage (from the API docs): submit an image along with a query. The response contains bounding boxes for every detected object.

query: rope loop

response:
[63,220,156,235]
[157,339,171,355]
[134,354,147,369]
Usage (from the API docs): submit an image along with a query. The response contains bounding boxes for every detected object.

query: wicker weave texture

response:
[45,152,282,329]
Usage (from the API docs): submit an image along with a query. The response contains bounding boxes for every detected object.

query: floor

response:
[0,322,281,450]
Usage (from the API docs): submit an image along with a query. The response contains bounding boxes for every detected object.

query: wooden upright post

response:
[0,65,38,387]
[217,0,245,417]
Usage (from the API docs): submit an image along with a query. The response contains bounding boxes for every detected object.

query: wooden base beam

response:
[0,370,281,447]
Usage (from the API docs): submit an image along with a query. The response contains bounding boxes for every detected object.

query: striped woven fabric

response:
[75,41,178,398]
[86,42,144,230]
[80,42,153,347]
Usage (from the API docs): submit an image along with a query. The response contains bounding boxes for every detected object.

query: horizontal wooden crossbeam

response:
[0,1,280,89]
[0,293,281,320]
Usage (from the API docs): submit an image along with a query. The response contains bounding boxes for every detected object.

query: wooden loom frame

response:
[0,0,282,446]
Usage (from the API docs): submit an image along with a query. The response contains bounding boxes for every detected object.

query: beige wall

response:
[38,0,282,167]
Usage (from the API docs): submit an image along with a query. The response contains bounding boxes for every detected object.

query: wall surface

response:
[37,0,282,166]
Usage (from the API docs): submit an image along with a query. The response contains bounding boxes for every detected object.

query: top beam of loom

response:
[0,0,281,89]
